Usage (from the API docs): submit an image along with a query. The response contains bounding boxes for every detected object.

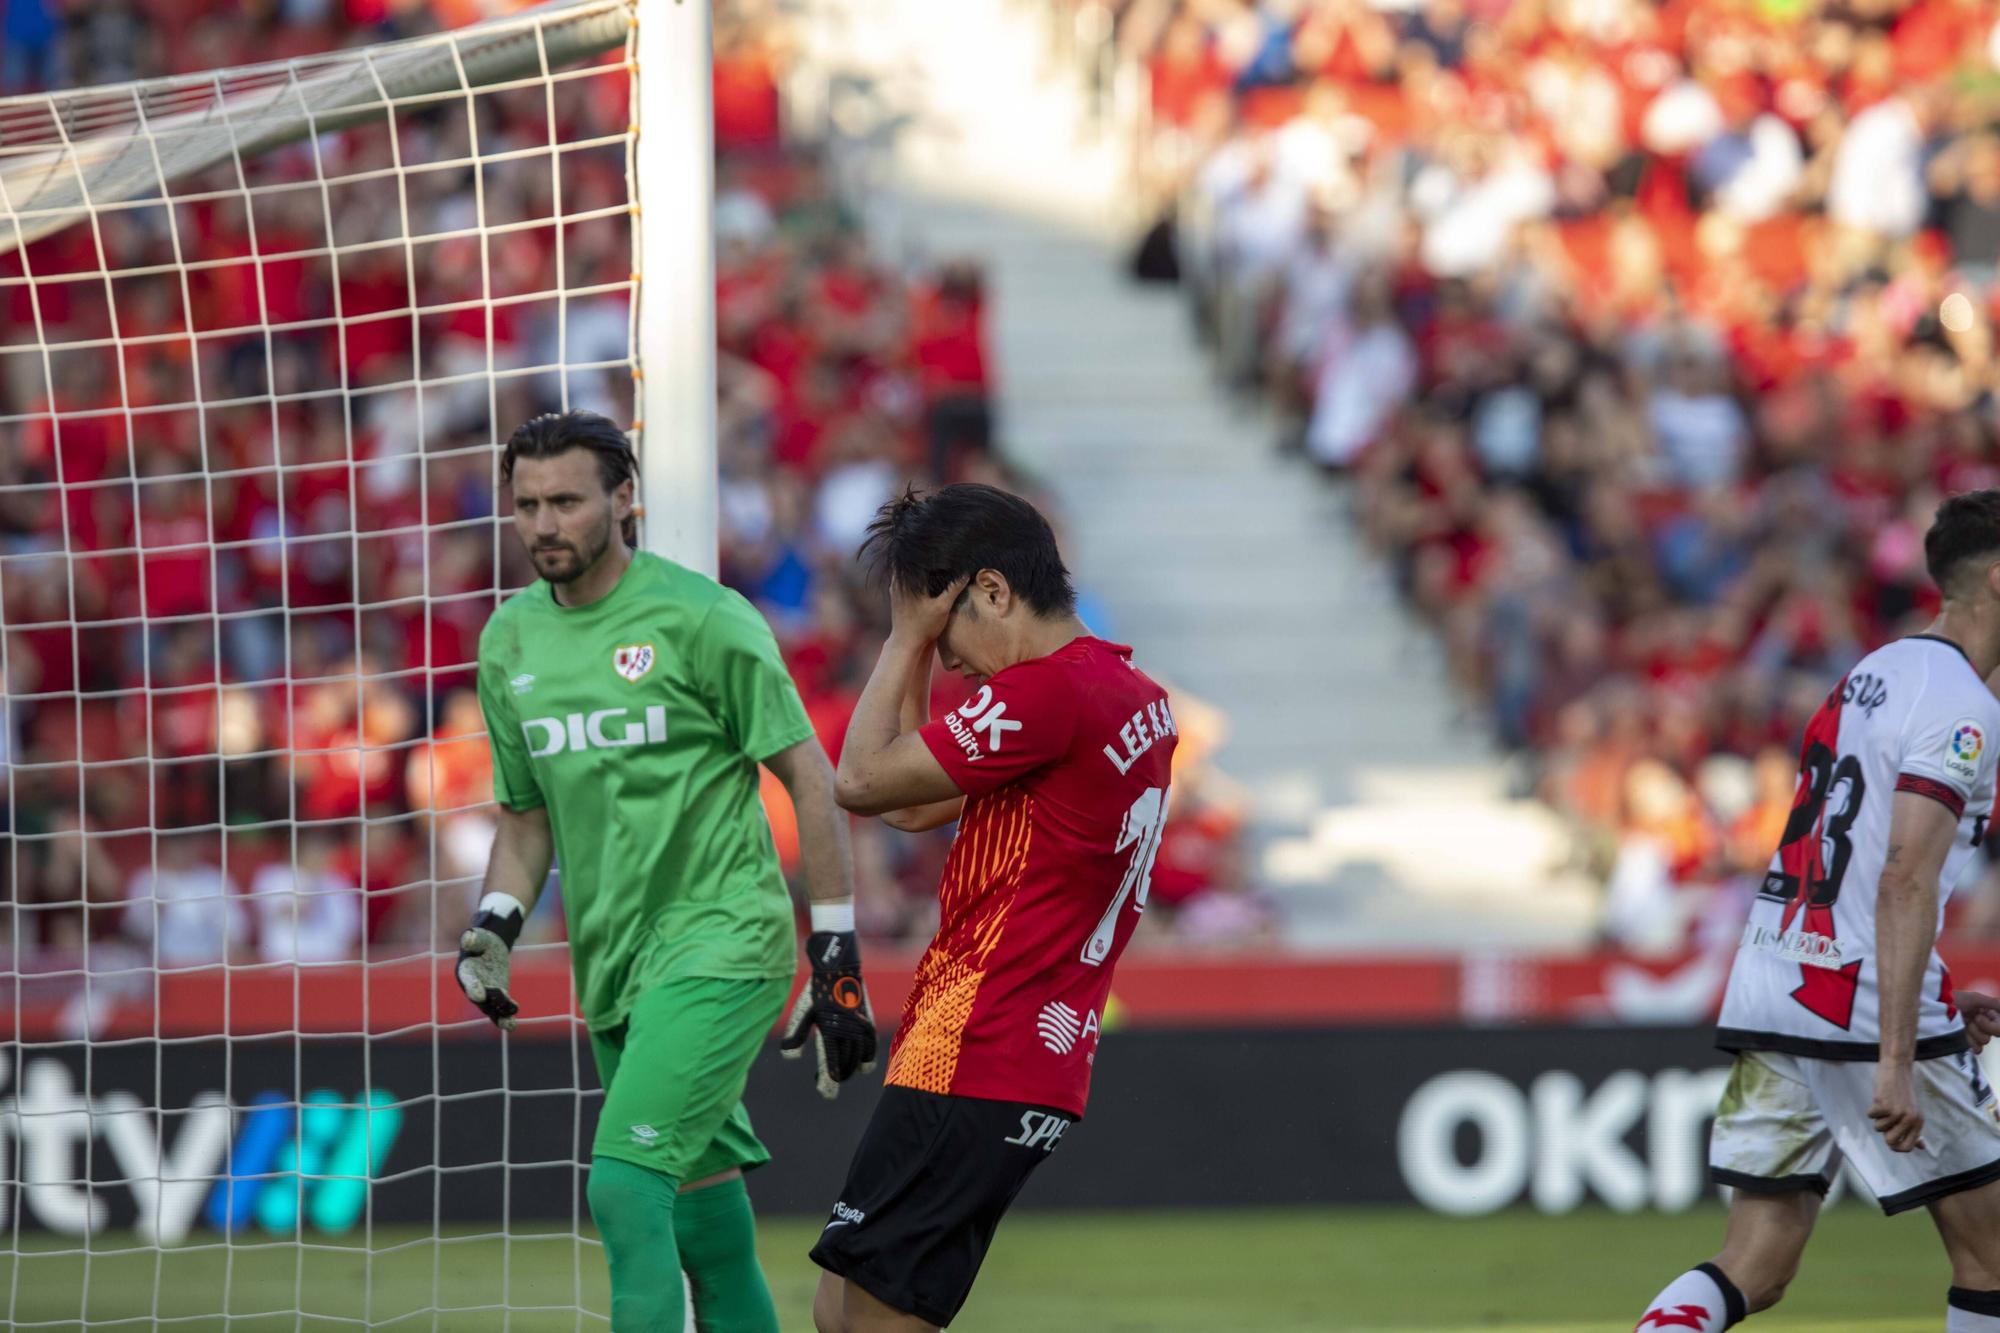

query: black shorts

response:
[809,1085,1075,1327]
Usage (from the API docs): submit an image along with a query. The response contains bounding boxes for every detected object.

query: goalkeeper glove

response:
[456,892,526,1031]
[781,904,877,1098]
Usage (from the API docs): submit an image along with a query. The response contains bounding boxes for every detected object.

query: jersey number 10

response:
[1081,786,1168,966]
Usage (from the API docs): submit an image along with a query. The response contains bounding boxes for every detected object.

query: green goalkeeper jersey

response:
[475,551,812,1033]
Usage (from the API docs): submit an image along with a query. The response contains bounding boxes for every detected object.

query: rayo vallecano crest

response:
[612,643,655,683]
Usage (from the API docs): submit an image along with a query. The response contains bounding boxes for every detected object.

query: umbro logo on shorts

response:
[628,1124,659,1144]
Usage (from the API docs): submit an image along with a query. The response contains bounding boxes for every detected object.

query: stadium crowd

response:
[0,0,1252,1000]
[1112,0,2000,944]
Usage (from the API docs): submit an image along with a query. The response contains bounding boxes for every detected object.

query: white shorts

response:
[1709,1048,2000,1214]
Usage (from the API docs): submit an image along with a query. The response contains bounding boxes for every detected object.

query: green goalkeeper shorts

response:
[588,973,792,1183]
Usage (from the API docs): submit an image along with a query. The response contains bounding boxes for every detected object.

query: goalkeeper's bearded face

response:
[508,449,633,584]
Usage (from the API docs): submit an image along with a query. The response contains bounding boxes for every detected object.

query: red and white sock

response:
[1635,1263,1745,1331]
[1950,1287,2000,1330]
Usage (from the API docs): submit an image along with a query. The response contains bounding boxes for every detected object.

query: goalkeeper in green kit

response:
[452,410,877,1332]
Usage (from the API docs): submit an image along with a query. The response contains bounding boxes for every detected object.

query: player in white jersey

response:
[1636,492,2000,1333]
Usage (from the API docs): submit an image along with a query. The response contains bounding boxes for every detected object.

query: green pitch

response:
[0,1205,1956,1331]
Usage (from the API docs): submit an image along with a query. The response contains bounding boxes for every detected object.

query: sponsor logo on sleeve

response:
[612,643,655,683]
[943,684,1023,761]
[1947,718,1986,784]
[956,685,1022,755]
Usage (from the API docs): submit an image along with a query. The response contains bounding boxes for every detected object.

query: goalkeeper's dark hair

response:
[858,483,1075,617]
[501,410,638,546]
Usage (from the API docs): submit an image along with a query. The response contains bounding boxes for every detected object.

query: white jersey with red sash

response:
[1717,635,2000,1060]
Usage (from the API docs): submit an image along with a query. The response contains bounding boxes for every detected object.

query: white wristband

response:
[810,901,855,934]
[478,892,528,922]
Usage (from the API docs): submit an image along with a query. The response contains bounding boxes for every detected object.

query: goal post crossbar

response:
[0,0,632,256]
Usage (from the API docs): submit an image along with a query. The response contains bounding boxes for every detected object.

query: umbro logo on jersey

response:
[1036,1000,1100,1054]
[510,673,536,696]
[613,643,655,683]
[522,707,668,757]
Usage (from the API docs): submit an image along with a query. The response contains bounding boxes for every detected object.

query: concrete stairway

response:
[798,0,1598,946]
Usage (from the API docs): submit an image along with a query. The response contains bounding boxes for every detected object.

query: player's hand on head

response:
[782,923,878,1099]
[455,894,527,1032]
[1956,988,2000,1053]
[1867,1066,1925,1153]
[888,575,969,647]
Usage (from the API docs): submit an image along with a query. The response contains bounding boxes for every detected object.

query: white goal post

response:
[0,0,717,1326]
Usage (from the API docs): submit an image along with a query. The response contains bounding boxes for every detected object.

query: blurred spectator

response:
[1145,689,1273,949]
[405,689,497,909]
[19,811,125,953]
[248,827,363,965]
[1601,760,1718,955]
[1829,89,1934,240]
[1304,270,1414,468]
[122,829,246,967]
[0,0,56,94]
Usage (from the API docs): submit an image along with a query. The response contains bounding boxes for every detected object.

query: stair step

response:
[814,0,1592,947]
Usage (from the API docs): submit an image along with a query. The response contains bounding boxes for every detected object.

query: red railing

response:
[15,942,2000,1040]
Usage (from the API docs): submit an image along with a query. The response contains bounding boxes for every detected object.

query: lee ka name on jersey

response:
[1103,700,1177,775]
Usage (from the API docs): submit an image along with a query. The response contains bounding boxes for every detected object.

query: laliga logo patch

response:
[613,643,655,683]
[1947,718,1986,783]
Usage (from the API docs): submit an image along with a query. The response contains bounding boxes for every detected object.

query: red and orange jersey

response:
[888,637,1177,1116]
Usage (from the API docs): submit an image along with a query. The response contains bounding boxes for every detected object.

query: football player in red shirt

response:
[806,484,1178,1333]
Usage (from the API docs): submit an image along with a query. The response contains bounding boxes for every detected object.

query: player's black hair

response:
[859,483,1076,617]
[1926,489,2000,598]
[501,410,637,545]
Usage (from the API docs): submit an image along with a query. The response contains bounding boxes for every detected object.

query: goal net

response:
[1,2,656,1325]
